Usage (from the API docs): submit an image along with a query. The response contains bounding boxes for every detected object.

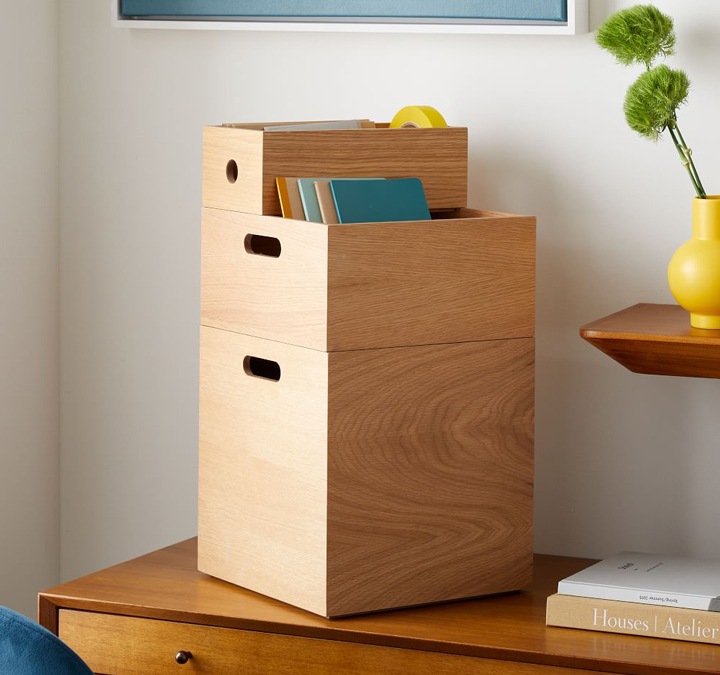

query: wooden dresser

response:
[38,539,720,674]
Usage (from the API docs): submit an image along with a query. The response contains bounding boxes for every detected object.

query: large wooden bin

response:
[199,327,534,618]
[198,120,536,618]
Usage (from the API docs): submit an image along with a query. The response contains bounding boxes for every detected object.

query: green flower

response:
[596,4,706,197]
[596,4,675,70]
[624,65,689,140]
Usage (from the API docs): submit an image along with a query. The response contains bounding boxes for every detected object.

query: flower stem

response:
[668,118,706,198]
[673,121,706,198]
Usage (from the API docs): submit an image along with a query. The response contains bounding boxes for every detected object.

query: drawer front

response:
[58,609,606,675]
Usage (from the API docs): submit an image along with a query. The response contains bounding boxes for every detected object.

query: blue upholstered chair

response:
[0,606,93,674]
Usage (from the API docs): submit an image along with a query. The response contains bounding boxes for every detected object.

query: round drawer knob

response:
[175,650,193,665]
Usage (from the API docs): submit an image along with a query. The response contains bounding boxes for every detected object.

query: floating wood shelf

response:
[580,303,720,379]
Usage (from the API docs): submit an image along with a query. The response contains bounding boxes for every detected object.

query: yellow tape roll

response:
[389,105,448,129]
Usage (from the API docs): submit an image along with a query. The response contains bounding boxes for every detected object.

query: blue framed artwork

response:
[113,0,587,33]
[118,0,569,24]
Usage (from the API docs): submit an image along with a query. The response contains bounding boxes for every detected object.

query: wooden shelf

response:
[580,303,720,379]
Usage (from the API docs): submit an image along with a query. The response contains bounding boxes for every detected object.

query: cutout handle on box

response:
[243,356,281,382]
[244,234,282,258]
[226,159,238,184]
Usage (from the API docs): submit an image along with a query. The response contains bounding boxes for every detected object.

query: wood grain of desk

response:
[39,539,720,674]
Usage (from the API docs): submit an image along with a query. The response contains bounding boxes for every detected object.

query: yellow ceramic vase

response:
[668,196,720,329]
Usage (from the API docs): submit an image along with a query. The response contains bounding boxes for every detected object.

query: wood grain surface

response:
[201,207,329,350]
[202,125,265,214]
[202,124,468,215]
[199,327,534,616]
[326,337,535,616]
[59,609,601,675]
[198,327,329,616]
[580,303,720,378]
[325,208,535,351]
[39,540,720,674]
[201,207,535,351]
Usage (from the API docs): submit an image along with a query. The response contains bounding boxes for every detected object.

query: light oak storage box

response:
[202,122,468,215]
[202,208,535,351]
[199,119,536,618]
[198,326,534,618]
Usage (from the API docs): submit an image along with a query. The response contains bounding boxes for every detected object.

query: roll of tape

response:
[389,105,448,129]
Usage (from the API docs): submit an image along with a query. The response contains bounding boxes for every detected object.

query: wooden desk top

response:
[39,539,720,674]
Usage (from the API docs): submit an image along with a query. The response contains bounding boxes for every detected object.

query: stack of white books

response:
[546,551,720,645]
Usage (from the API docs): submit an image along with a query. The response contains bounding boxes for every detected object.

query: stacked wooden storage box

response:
[199,121,536,618]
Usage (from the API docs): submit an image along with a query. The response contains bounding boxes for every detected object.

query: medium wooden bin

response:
[202,122,468,215]
[201,208,536,351]
[198,326,535,618]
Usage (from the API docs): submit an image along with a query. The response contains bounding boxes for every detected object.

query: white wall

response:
[56,0,720,583]
[0,1,60,616]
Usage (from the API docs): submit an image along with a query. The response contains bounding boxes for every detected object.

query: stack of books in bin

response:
[546,551,720,645]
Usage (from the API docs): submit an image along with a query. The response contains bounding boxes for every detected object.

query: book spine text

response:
[546,594,720,645]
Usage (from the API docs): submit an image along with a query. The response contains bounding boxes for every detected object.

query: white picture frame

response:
[111,0,588,35]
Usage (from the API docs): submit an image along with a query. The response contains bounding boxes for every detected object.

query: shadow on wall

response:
[534,355,695,559]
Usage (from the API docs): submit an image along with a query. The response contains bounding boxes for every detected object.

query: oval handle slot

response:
[244,234,281,258]
[226,159,238,184]
[243,356,281,382]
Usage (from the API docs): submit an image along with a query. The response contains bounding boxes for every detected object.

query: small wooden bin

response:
[202,122,468,215]
[201,208,536,351]
[198,326,534,618]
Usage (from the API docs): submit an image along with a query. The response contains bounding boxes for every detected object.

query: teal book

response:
[300,177,386,223]
[329,178,430,224]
